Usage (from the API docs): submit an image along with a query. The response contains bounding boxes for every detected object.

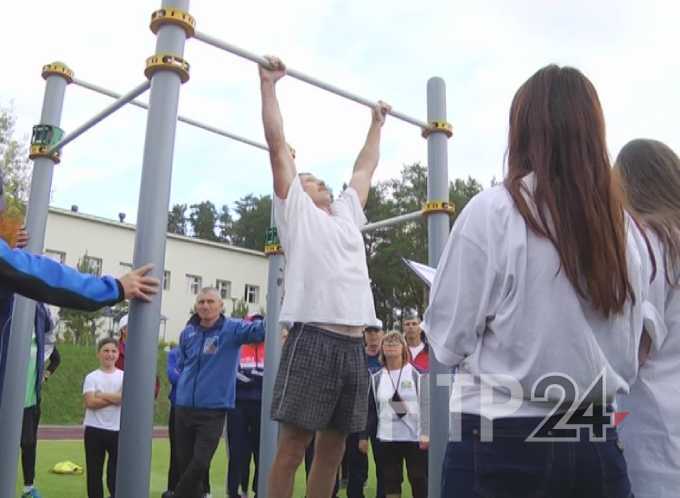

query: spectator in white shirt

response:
[82,338,123,498]
[615,138,680,498]
[372,331,428,498]
[423,65,658,498]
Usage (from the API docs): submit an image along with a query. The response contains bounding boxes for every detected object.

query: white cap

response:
[118,314,128,331]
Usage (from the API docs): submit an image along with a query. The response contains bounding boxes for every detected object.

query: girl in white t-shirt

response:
[615,139,680,498]
[82,338,123,498]
[371,331,429,498]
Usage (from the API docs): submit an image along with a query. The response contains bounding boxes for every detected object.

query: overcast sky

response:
[3,1,679,223]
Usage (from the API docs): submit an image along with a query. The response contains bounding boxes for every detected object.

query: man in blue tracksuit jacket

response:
[173,287,265,498]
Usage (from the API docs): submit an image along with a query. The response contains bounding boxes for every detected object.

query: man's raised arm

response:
[260,56,296,199]
[349,101,391,207]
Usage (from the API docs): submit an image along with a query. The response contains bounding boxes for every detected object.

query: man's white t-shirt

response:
[83,368,124,431]
[274,176,379,327]
[422,174,663,420]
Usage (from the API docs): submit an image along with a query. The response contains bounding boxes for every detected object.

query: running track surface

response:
[38,426,169,440]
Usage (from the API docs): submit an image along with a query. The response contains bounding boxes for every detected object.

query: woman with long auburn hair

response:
[615,138,680,498]
[423,65,660,497]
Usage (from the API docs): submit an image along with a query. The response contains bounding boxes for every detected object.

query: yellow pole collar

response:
[421,201,455,216]
[422,121,453,139]
[41,62,74,84]
[144,53,191,84]
[150,8,196,38]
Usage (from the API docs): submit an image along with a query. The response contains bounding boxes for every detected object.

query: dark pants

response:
[345,432,368,498]
[174,406,225,498]
[21,405,41,486]
[442,413,633,498]
[370,432,385,498]
[84,426,118,498]
[168,405,210,493]
[381,441,427,498]
[227,399,261,498]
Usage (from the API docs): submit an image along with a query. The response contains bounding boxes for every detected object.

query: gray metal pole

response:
[426,77,451,498]
[115,1,189,496]
[257,205,285,495]
[0,67,69,496]
[72,78,269,151]
[194,31,432,131]
[361,209,422,233]
[49,81,150,153]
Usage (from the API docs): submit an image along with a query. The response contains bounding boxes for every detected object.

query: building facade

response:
[44,207,269,343]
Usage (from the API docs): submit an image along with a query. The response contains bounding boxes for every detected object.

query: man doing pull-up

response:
[259,55,390,498]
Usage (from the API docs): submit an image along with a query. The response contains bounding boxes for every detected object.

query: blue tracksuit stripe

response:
[0,240,122,310]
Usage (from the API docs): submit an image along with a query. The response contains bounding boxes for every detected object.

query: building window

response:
[215,279,231,300]
[163,270,172,291]
[45,249,66,264]
[244,284,260,305]
[83,256,103,276]
[119,262,133,273]
[186,274,202,295]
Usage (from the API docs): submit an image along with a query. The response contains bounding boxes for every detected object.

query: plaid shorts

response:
[271,323,369,434]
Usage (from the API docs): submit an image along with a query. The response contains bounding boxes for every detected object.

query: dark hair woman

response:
[423,65,658,498]
[615,138,680,498]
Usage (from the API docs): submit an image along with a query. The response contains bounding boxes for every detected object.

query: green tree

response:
[58,254,105,345]
[217,204,233,243]
[189,201,219,241]
[364,163,483,328]
[230,194,272,251]
[167,203,188,235]
[0,104,31,205]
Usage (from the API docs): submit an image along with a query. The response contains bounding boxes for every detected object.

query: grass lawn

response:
[17,439,380,498]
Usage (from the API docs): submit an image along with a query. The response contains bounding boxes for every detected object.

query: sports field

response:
[16,438,382,497]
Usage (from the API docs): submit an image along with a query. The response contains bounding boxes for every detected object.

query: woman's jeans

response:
[441,413,633,498]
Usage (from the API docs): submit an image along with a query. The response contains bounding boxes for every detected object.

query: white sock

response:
[23,485,34,492]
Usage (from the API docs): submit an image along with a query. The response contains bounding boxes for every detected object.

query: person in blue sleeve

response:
[0,170,159,308]
[171,287,265,498]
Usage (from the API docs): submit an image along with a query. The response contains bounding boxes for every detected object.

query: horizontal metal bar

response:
[193,31,432,131]
[72,78,269,151]
[49,81,151,153]
[361,210,422,233]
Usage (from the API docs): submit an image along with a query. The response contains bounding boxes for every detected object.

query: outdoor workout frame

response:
[0,1,453,496]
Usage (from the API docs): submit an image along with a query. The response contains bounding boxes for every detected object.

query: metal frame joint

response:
[422,120,453,139]
[264,227,284,255]
[41,62,74,84]
[28,124,64,163]
[421,200,455,216]
[144,53,190,83]
[150,8,196,38]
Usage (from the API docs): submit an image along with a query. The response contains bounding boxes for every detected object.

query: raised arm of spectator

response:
[349,101,391,207]
[232,318,266,345]
[1,239,159,310]
[259,55,296,199]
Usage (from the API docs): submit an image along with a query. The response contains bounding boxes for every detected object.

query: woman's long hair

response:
[504,65,633,316]
[615,139,680,286]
